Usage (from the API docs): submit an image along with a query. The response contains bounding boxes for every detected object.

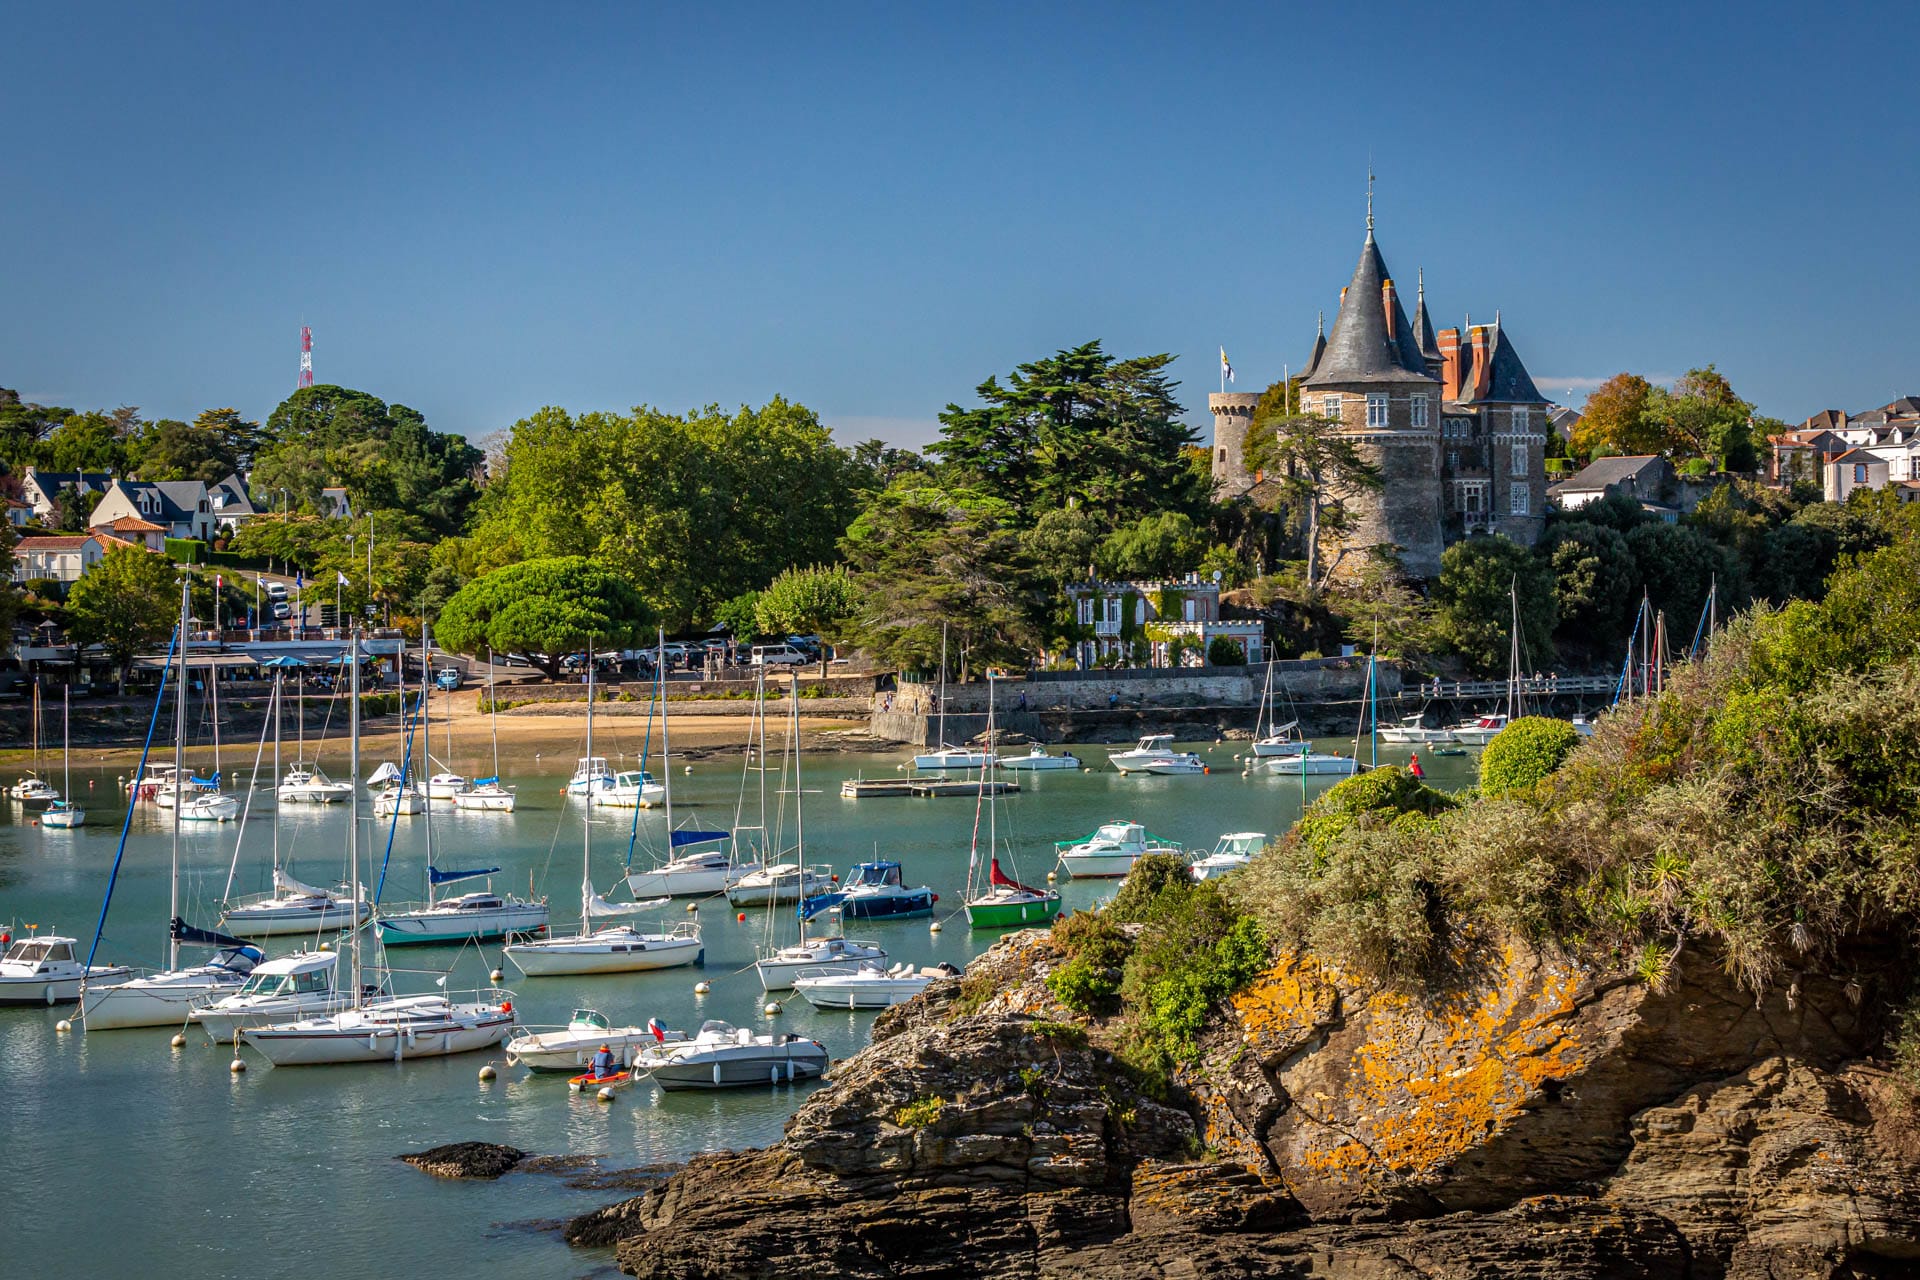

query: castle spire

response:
[1413,267,1440,361]
[1365,169,1375,242]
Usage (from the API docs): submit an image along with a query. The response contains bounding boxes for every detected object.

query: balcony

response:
[1093,620,1122,637]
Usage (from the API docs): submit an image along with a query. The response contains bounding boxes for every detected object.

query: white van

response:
[749,644,809,667]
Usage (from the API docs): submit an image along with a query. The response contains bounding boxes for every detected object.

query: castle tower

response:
[1298,216,1446,579]
[1208,392,1263,496]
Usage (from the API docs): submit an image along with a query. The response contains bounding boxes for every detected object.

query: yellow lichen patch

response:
[1230,951,1340,1058]
[1290,944,1598,1186]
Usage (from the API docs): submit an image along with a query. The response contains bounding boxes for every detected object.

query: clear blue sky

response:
[4,2,1915,447]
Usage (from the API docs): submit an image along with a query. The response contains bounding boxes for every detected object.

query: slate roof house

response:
[1548,455,1679,519]
[1208,203,1549,579]
[89,478,216,541]
[19,468,115,523]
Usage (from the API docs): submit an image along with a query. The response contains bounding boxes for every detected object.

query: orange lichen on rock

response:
[1230,951,1341,1057]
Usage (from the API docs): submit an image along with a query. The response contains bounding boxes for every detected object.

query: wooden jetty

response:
[839,777,1020,799]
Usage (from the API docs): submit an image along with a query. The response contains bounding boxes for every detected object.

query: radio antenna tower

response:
[299,325,314,388]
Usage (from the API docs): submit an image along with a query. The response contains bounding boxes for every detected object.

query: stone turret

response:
[1208,392,1263,497]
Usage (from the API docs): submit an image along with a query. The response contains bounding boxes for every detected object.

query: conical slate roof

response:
[1413,270,1439,361]
[1301,312,1327,380]
[1303,234,1436,388]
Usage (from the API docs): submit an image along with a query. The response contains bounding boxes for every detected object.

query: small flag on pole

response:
[647,1017,666,1043]
[335,570,350,586]
[1220,347,1234,385]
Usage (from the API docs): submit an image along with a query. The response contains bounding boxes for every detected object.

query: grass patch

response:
[892,1096,945,1128]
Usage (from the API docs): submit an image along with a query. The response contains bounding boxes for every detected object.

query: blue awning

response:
[668,829,729,848]
[428,865,499,885]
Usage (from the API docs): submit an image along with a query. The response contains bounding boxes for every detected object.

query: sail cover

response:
[797,892,847,921]
[988,857,1045,897]
[171,917,254,951]
[585,892,670,918]
[273,868,333,899]
[367,761,403,786]
[668,829,729,848]
[428,864,499,885]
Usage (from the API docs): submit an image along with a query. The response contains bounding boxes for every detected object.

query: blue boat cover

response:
[798,892,847,921]
[170,916,256,954]
[190,772,219,787]
[473,776,498,786]
[429,865,499,885]
[668,829,729,848]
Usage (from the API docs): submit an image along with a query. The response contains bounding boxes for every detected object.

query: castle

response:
[1209,210,1549,580]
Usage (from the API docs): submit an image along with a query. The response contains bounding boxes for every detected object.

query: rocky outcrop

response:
[570,932,1920,1279]
[399,1141,527,1179]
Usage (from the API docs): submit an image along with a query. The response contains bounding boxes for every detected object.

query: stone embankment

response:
[567,930,1920,1279]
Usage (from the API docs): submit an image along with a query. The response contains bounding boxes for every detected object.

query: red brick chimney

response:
[1468,326,1493,400]
[1381,279,1397,339]
[1438,328,1461,401]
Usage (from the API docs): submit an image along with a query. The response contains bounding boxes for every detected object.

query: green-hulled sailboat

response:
[963,673,1061,929]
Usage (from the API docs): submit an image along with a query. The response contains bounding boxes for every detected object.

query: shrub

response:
[892,1096,945,1128]
[1478,716,1581,796]
[1048,955,1121,1015]
[1108,855,1194,922]
[164,537,203,564]
[1206,636,1247,666]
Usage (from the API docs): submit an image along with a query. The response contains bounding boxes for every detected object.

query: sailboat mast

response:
[421,625,435,908]
[659,631,673,839]
[348,624,362,1007]
[755,664,767,861]
[937,623,948,750]
[790,670,805,944]
[61,687,70,800]
[1507,575,1522,722]
[582,639,595,924]
[985,674,996,864]
[168,575,188,970]
[271,672,282,882]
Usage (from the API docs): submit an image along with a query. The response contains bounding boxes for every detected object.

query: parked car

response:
[270,601,292,621]
[750,644,809,667]
[435,667,463,691]
[264,580,288,600]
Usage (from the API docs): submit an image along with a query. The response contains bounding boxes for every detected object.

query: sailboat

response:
[1377,711,1457,745]
[754,672,886,990]
[82,580,264,1029]
[178,659,239,822]
[912,623,990,770]
[372,657,425,817]
[963,674,1062,928]
[453,649,516,811]
[277,654,354,803]
[10,684,58,803]
[42,688,85,829]
[1450,576,1526,746]
[239,623,517,1066]
[503,642,704,976]
[222,672,370,936]
[625,631,739,897]
[1249,663,1310,757]
[378,632,548,945]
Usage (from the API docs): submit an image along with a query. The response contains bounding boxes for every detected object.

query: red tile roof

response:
[94,515,166,533]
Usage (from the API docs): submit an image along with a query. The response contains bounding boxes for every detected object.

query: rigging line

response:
[372,687,426,906]
[221,677,278,906]
[84,621,182,975]
[622,664,662,873]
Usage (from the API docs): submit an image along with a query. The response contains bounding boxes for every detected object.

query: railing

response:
[1092,620,1122,637]
[1415,674,1614,699]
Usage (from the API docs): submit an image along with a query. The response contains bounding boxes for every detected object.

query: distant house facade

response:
[13,534,109,584]
[19,468,115,524]
[208,475,259,531]
[5,497,32,528]
[1547,455,1679,518]
[1775,398,1920,490]
[88,514,168,552]
[319,487,352,518]
[90,479,214,541]
[1064,576,1265,669]
[1825,449,1889,503]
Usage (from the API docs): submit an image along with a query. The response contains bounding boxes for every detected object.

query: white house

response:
[1064,575,1265,669]
[13,534,109,584]
[1825,449,1889,503]
[89,479,214,541]
[19,468,115,523]
[208,474,259,531]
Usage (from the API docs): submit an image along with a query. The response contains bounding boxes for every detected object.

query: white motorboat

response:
[1267,752,1360,776]
[995,744,1081,771]
[756,934,887,991]
[1378,713,1457,745]
[126,764,180,798]
[792,961,956,1010]
[1054,821,1183,878]
[11,776,58,803]
[505,1008,680,1073]
[1108,735,1206,774]
[239,990,517,1065]
[567,756,614,796]
[634,1020,829,1090]
[378,890,550,946]
[178,791,242,822]
[189,949,345,1043]
[725,861,831,907]
[374,784,426,817]
[452,779,516,811]
[593,769,666,809]
[425,771,466,800]
[1189,831,1266,881]
[223,869,370,935]
[1570,714,1598,738]
[912,745,991,771]
[80,930,262,1030]
[0,933,132,1005]
[278,762,353,804]
[1449,714,1509,746]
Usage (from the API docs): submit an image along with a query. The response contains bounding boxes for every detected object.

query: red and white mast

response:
[299,325,314,388]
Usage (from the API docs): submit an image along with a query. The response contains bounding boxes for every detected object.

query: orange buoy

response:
[736,912,746,923]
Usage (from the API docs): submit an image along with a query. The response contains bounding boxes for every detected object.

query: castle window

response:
[1321,396,1341,421]
[1446,450,1459,470]
[1217,448,1226,463]
[1411,394,1428,428]
[1366,394,1389,428]
[1511,485,1530,516]
[1512,407,1530,433]
[1511,442,1528,477]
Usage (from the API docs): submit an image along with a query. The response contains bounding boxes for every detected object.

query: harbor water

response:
[0,739,1475,1278]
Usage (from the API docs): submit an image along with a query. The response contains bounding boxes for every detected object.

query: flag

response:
[1220,347,1234,384]
[295,571,304,589]
[335,570,350,586]
[646,1017,666,1043]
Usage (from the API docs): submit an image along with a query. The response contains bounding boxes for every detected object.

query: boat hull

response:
[725,871,829,906]
[963,895,1062,928]
[80,974,240,1029]
[377,903,551,946]
[507,1029,662,1072]
[1249,740,1309,757]
[912,751,990,771]
[644,1040,828,1090]
[756,944,886,992]
[452,790,517,812]
[792,976,930,1009]
[191,995,346,1044]
[1267,756,1360,776]
[1059,853,1139,878]
[837,890,935,920]
[240,1010,513,1065]
[1378,728,1457,744]
[1189,856,1251,881]
[626,868,729,898]
[41,808,86,829]
[996,755,1080,771]
[221,902,370,936]
[505,935,703,976]
[0,966,132,1006]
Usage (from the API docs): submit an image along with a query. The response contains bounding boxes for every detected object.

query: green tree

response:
[255,385,481,534]
[930,341,1201,526]
[67,545,178,692]
[1541,522,1638,649]
[1242,400,1382,590]
[0,388,72,472]
[1433,536,1558,674]
[839,483,1035,676]
[434,556,652,682]
[1569,373,1658,458]
[1478,716,1582,796]
[1327,554,1434,659]
[40,410,132,473]
[53,485,105,532]
[754,565,859,674]
[132,412,244,483]
[713,590,763,640]
[1624,522,1731,628]
[850,438,929,488]
[1095,511,1207,579]
[1648,366,1757,470]
[1020,506,1106,591]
